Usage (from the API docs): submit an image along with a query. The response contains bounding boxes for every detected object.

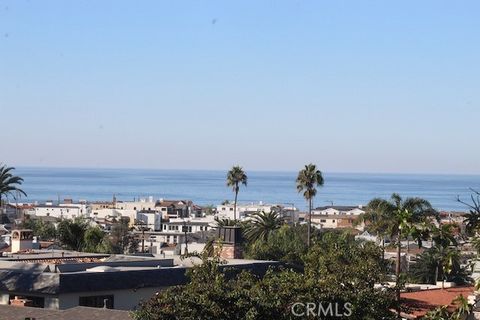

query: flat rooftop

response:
[0,249,279,295]
[0,305,131,320]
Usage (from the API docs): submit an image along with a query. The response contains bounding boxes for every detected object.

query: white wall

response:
[115,201,157,211]
[34,206,83,219]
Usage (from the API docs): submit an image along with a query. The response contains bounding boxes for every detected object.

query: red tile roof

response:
[401,286,475,318]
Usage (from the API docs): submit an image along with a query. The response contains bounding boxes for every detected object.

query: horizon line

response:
[12,164,480,177]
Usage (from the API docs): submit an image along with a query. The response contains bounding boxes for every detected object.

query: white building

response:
[311,214,365,231]
[311,205,365,216]
[215,202,294,221]
[114,198,157,212]
[33,204,87,220]
[136,211,161,231]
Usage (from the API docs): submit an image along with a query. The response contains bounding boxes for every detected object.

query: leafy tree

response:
[409,247,472,286]
[361,193,434,302]
[109,217,136,253]
[83,227,106,252]
[226,166,248,221]
[134,231,396,320]
[296,163,324,247]
[245,224,308,267]
[243,210,284,243]
[21,218,57,240]
[57,218,89,251]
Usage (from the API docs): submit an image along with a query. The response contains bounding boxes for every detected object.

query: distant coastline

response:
[12,167,480,211]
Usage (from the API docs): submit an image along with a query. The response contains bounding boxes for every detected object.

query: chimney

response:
[214,226,244,259]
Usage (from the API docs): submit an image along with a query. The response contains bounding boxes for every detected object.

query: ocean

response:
[12,167,480,212]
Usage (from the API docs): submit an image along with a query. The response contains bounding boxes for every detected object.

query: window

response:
[162,208,166,211]
[229,208,233,211]
[173,236,177,243]
[134,207,137,210]
[79,295,114,309]
[188,226,192,232]
[166,236,170,242]
[163,225,166,230]
[320,219,326,223]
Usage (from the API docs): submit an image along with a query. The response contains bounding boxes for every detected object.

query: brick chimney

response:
[214,226,243,259]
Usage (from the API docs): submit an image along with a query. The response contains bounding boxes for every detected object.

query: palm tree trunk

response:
[307,198,312,247]
[435,264,439,286]
[396,232,401,303]
[406,238,410,272]
[234,186,238,221]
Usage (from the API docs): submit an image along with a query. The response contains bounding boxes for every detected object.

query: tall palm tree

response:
[363,193,434,302]
[0,164,27,216]
[243,209,284,243]
[226,166,247,221]
[296,164,324,247]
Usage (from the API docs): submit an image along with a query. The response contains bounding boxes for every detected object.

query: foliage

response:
[0,164,27,203]
[361,193,435,303]
[214,217,238,227]
[134,231,396,320]
[203,204,216,216]
[362,193,435,242]
[296,163,324,247]
[109,217,138,254]
[57,218,89,251]
[245,225,308,267]
[458,189,480,236]
[408,247,472,285]
[422,294,472,320]
[83,227,106,252]
[243,210,284,243]
[226,166,248,221]
[20,218,57,240]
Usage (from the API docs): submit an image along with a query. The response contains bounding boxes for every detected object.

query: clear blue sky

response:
[1,1,479,174]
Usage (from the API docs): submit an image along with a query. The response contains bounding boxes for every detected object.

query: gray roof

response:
[0,305,131,320]
[0,260,278,294]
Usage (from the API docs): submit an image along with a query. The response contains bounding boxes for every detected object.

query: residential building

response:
[215,202,298,222]
[0,249,277,311]
[311,205,365,216]
[155,200,192,219]
[33,203,88,220]
[311,214,364,231]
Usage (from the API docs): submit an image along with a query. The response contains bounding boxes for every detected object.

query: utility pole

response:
[182,220,189,255]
